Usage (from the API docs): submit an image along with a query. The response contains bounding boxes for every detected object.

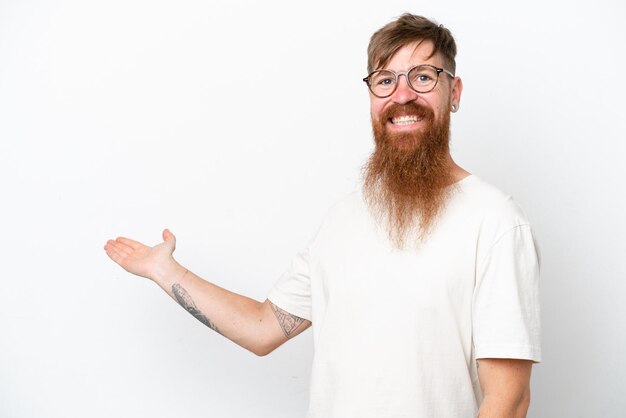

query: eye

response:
[370,71,396,89]
[411,72,434,84]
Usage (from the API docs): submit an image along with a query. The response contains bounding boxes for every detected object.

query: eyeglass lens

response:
[369,66,439,96]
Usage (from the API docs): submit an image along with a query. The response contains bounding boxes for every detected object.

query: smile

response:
[390,115,422,125]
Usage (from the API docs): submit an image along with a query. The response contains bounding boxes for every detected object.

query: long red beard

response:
[363,102,455,248]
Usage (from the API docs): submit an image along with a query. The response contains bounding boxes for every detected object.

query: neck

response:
[446,155,471,184]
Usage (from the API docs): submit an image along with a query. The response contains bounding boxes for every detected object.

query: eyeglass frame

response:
[362,64,456,98]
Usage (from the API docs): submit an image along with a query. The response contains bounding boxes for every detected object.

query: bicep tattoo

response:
[172,283,221,334]
[270,301,305,338]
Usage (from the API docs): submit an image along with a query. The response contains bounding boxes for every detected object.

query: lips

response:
[391,115,422,125]
[383,103,434,127]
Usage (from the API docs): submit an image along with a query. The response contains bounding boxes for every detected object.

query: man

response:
[104,14,541,417]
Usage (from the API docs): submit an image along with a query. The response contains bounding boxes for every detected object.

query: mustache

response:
[382,102,435,122]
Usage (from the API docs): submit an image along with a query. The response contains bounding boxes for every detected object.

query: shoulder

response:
[456,175,531,229]
[311,190,366,226]
[455,176,538,265]
[327,190,364,214]
[308,190,372,245]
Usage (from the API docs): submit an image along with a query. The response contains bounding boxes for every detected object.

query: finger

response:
[105,242,128,265]
[105,240,129,255]
[162,229,176,252]
[115,236,143,250]
[108,239,133,256]
[162,229,176,242]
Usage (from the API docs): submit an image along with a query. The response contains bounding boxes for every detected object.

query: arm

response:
[104,229,310,356]
[476,358,533,418]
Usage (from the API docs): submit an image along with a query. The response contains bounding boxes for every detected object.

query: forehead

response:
[383,40,442,70]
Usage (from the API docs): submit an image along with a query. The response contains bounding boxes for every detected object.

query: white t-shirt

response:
[268,175,541,418]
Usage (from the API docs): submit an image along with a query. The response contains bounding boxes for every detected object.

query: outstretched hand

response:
[104,229,178,281]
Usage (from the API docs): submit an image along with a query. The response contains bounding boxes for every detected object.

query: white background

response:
[1,0,625,417]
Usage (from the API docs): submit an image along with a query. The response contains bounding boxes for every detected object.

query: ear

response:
[450,76,463,112]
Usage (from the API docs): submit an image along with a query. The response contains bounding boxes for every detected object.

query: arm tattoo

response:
[172,283,221,334]
[270,302,305,338]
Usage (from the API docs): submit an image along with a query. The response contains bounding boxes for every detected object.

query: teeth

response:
[391,115,419,125]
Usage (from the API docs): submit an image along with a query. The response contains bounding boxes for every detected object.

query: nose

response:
[392,73,419,104]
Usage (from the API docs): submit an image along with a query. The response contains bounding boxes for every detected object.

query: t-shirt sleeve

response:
[267,247,313,322]
[472,224,542,362]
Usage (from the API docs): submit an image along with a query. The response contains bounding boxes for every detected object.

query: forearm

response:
[477,391,530,418]
[153,261,273,355]
[476,358,533,418]
[104,231,302,355]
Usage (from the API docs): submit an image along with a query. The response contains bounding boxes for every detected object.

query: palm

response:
[104,229,176,280]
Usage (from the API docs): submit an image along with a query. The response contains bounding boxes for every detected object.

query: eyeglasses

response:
[363,64,455,98]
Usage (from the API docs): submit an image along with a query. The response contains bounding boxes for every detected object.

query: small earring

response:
[451,103,458,111]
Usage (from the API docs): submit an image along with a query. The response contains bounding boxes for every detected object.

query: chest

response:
[309,210,480,319]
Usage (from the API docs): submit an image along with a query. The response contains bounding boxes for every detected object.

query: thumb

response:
[162,228,176,249]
